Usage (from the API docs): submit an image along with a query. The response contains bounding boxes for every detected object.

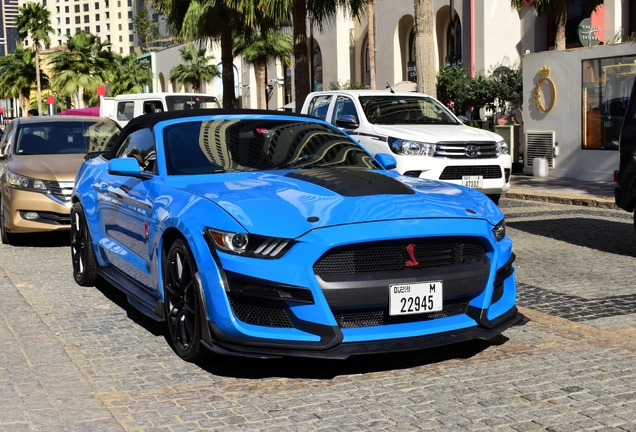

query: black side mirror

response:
[335,115,359,129]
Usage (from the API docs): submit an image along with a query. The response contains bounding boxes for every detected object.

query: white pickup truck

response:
[100,92,221,127]
[300,90,511,203]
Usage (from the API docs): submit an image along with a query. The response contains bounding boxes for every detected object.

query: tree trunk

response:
[257,58,267,110]
[553,0,568,51]
[293,0,309,113]
[35,47,42,115]
[413,0,436,97]
[368,0,376,90]
[220,23,236,108]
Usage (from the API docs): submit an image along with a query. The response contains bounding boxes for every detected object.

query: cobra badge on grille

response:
[405,244,419,267]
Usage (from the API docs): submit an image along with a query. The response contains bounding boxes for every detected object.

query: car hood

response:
[174,170,500,238]
[371,124,502,142]
[9,154,85,182]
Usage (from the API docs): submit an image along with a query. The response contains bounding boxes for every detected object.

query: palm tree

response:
[48,32,115,108]
[94,53,150,105]
[413,0,436,96]
[15,2,53,116]
[168,45,220,93]
[153,0,240,108]
[0,46,48,116]
[233,21,293,109]
[511,0,604,51]
[367,0,376,90]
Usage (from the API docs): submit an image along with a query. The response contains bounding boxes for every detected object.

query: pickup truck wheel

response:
[487,194,501,205]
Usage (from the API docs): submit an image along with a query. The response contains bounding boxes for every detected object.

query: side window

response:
[116,101,134,121]
[331,96,358,124]
[306,95,332,120]
[115,128,156,174]
[0,123,15,156]
[143,100,163,114]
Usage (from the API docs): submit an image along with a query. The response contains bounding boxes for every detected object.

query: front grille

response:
[436,142,497,159]
[313,238,486,278]
[45,181,74,202]
[439,165,503,180]
[228,294,294,328]
[333,298,471,328]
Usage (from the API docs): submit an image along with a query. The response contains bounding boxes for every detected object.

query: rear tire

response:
[70,202,98,286]
[163,239,204,362]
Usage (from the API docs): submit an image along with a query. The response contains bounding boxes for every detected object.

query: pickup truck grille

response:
[440,165,503,180]
[435,141,498,159]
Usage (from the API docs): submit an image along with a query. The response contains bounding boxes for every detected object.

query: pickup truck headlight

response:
[388,137,437,156]
[492,219,506,241]
[7,171,49,193]
[204,228,295,259]
[496,140,509,156]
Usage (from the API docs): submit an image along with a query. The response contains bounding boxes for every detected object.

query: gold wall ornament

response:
[534,66,557,113]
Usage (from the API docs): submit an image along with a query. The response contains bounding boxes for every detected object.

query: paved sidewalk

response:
[506,174,617,209]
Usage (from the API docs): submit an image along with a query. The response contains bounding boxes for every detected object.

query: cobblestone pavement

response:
[1,198,636,431]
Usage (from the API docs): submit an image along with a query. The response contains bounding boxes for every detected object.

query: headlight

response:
[204,228,295,259]
[495,140,509,156]
[492,219,506,241]
[7,171,49,193]
[388,137,437,156]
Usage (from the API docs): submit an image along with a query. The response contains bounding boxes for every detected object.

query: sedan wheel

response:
[70,203,98,286]
[163,239,203,362]
[0,203,13,245]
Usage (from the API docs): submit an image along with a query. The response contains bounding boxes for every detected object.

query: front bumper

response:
[3,188,72,233]
[203,306,520,359]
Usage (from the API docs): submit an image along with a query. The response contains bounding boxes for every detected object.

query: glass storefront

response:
[582,55,636,150]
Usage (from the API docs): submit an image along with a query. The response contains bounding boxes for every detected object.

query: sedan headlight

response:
[204,228,295,259]
[7,171,49,193]
[492,219,506,241]
[388,137,437,156]
[495,140,509,156]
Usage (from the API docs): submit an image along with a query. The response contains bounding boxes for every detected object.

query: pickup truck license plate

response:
[389,281,443,316]
[462,175,483,188]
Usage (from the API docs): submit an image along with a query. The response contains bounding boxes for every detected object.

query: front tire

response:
[70,202,98,286]
[163,239,204,362]
[1,202,14,245]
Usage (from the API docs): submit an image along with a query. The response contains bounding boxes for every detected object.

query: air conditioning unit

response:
[525,131,555,168]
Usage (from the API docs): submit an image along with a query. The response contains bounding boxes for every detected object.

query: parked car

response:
[615,76,636,226]
[301,90,512,204]
[0,116,120,244]
[71,109,519,362]
[100,92,222,128]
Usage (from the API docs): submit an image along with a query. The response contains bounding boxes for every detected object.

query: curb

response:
[504,190,618,209]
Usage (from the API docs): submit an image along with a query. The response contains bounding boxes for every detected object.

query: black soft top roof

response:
[121,108,314,132]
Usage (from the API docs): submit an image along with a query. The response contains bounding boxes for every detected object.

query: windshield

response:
[165,95,221,111]
[163,119,380,175]
[359,96,460,125]
[15,120,120,155]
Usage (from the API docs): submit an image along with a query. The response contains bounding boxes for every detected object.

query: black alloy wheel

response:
[163,239,204,362]
[70,202,98,286]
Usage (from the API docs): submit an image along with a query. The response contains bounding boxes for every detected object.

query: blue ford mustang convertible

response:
[70,109,519,362]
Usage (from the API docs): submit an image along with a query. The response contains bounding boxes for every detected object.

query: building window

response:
[56,6,60,12]
[582,55,636,150]
[94,2,99,9]
[95,13,99,21]
[446,15,462,66]
[118,24,122,30]
[118,12,121,19]
[76,27,81,33]
[128,23,133,30]
[129,34,134,42]
[83,3,88,11]
[65,17,70,24]
[105,12,109,19]
[74,4,79,12]
[65,5,69,12]
[127,0,132,6]
[84,15,89,23]
[75,16,80,24]
[128,11,132,19]
[96,25,100,32]
[85,26,90,33]
[66,28,71,35]
[106,23,110,30]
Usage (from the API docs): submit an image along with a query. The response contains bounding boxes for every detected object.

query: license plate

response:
[462,175,483,188]
[389,281,443,316]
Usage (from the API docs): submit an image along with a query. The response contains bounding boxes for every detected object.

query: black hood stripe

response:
[285,168,415,197]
